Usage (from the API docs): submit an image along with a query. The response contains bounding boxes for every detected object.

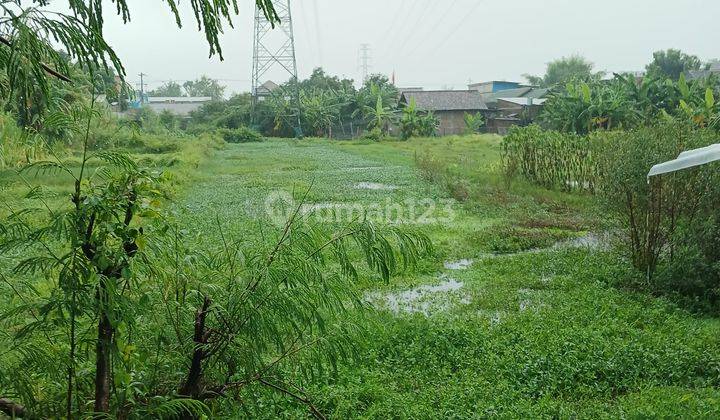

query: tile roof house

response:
[399,90,489,136]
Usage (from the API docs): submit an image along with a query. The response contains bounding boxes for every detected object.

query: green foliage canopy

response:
[148,80,184,97]
[646,48,702,81]
[183,75,226,100]
[525,54,602,87]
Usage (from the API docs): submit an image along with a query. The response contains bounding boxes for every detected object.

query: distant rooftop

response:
[688,62,720,80]
[480,87,549,106]
[147,96,213,103]
[400,90,488,111]
[497,97,547,106]
[398,87,424,92]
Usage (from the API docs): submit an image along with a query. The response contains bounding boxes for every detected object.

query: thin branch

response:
[257,378,326,420]
[0,35,72,83]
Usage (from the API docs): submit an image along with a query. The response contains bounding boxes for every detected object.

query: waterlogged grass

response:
[2,134,719,417]
[167,136,720,418]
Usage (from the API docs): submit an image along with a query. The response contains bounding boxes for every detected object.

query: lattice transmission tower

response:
[251,0,303,137]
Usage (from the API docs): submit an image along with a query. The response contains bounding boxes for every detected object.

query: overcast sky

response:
[93,0,719,95]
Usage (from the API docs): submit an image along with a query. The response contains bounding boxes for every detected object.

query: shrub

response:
[399,98,438,140]
[159,110,180,131]
[362,127,384,142]
[597,122,720,298]
[216,126,263,143]
[463,112,485,135]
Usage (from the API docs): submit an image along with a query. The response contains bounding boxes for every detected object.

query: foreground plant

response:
[140,200,432,418]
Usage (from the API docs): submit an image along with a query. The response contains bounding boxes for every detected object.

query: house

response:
[146,96,213,116]
[255,80,280,99]
[468,82,549,133]
[399,90,489,136]
[489,97,547,134]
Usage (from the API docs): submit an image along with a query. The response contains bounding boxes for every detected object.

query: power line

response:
[401,0,461,59]
[297,0,315,65]
[374,0,408,48]
[394,1,439,53]
[424,0,486,55]
[312,0,323,67]
[379,0,429,59]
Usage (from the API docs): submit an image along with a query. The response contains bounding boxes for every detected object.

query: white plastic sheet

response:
[647,144,720,179]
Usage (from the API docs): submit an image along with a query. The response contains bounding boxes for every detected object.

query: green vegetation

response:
[524,54,603,87]
[111,136,720,418]
[503,122,720,311]
[399,97,438,140]
[215,126,264,143]
[541,73,719,134]
[646,49,703,81]
[3,1,720,418]
[502,125,599,193]
[463,112,485,135]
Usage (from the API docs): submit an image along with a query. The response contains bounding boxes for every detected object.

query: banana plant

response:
[353,94,396,135]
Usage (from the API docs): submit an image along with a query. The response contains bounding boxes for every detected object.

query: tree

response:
[183,75,226,100]
[299,67,355,92]
[524,54,601,87]
[301,89,346,137]
[646,49,702,81]
[0,0,278,416]
[149,81,185,97]
[0,0,278,125]
[357,74,398,108]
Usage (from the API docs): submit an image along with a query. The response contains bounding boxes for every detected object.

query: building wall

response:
[147,102,207,116]
[436,110,471,136]
[468,81,521,94]
[489,118,521,135]
[492,81,521,92]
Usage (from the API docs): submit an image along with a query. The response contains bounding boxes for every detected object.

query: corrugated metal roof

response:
[497,97,547,106]
[401,90,488,111]
[481,88,548,106]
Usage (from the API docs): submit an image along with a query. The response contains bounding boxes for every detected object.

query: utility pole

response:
[358,44,371,83]
[137,73,147,104]
[251,0,303,138]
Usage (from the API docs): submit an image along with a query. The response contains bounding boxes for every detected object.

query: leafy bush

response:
[399,98,438,140]
[463,112,485,135]
[362,127,385,142]
[502,125,600,192]
[597,122,720,295]
[216,126,263,143]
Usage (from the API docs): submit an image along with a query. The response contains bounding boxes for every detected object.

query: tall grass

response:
[502,125,601,193]
[0,112,45,168]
